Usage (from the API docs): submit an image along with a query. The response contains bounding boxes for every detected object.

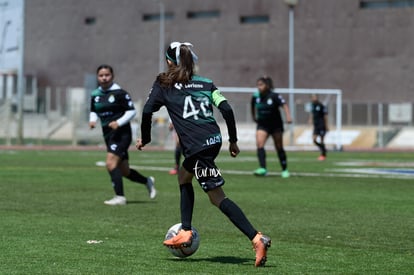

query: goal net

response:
[217,87,343,151]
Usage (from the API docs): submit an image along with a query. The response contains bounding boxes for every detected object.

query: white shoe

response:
[104,195,127,206]
[146,177,157,199]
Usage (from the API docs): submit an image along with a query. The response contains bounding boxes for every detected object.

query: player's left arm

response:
[323,105,329,131]
[277,94,292,124]
[212,89,239,157]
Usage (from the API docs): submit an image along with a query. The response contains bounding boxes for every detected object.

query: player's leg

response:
[170,134,181,175]
[254,129,269,176]
[272,131,289,178]
[319,132,327,160]
[163,160,195,247]
[208,187,258,240]
[120,159,157,199]
[104,152,126,205]
[313,129,326,160]
[207,181,271,266]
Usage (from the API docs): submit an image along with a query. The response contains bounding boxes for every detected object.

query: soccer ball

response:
[164,223,200,258]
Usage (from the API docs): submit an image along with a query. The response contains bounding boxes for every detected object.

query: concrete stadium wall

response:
[24,0,414,103]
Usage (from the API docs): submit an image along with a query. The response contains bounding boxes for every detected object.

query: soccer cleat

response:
[252,232,271,267]
[146,177,157,199]
[163,229,193,248]
[169,168,178,175]
[254,167,268,176]
[281,170,290,178]
[318,155,326,161]
[104,195,127,206]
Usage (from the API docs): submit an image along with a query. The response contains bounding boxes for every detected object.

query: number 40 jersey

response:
[142,75,227,157]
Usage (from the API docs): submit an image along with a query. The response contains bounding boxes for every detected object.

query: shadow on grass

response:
[167,256,277,268]
[127,200,157,204]
[168,256,250,265]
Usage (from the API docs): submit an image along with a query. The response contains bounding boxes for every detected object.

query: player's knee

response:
[207,190,225,207]
[178,169,193,184]
[106,160,117,171]
[275,143,283,151]
[121,168,130,177]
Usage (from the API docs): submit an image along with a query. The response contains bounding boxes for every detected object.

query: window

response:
[360,0,414,9]
[143,12,174,22]
[84,17,96,25]
[240,15,269,24]
[187,10,220,19]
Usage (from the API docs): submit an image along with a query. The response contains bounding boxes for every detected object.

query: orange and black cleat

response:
[252,232,271,267]
[163,229,193,248]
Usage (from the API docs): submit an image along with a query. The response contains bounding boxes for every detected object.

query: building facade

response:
[23,0,414,102]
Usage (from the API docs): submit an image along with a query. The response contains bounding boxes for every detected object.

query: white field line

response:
[94,162,414,180]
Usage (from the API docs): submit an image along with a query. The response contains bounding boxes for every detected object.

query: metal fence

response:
[0,83,412,148]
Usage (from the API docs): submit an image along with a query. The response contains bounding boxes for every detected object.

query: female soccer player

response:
[89,65,156,205]
[251,76,292,178]
[136,42,271,267]
[310,94,328,160]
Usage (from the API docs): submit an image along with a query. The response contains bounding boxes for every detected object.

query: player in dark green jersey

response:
[136,42,271,267]
[310,94,328,161]
[251,76,292,178]
[89,65,156,205]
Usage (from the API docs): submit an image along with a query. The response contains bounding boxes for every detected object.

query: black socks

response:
[126,169,147,184]
[314,141,327,156]
[257,147,266,168]
[219,198,257,241]
[180,183,195,231]
[109,168,124,196]
[277,149,287,171]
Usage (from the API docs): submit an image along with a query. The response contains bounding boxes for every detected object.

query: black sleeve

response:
[120,90,135,111]
[141,83,164,145]
[218,100,238,143]
[250,96,256,121]
[90,96,95,112]
[275,93,286,107]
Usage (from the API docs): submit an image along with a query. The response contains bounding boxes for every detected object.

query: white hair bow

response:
[170,42,198,65]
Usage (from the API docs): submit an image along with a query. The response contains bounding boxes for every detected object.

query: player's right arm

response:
[89,96,98,129]
[251,96,257,123]
[138,83,164,149]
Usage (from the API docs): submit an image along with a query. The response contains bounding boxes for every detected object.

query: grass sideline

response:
[0,149,413,274]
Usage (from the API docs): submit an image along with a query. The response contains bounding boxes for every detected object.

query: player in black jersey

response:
[136,42,271,267]
[251,76,292,178]
[310,94,328,161]
[89,65,156,205]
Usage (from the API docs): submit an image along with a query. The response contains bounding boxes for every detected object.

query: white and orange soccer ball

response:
[164,223,200,258]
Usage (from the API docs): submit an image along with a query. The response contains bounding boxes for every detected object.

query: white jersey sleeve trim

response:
[116,110,137,127]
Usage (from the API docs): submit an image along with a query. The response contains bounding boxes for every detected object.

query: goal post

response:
[218,87,343,150]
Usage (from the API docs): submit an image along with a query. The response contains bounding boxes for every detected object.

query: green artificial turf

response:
[0,149,413,274]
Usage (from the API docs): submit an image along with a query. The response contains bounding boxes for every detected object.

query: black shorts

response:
[257,124,284,134]
[313,127,327,137]
[104,127,132,160]
[183,144,225,193]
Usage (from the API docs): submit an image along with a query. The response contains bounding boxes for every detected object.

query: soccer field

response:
[1,149,413,274]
